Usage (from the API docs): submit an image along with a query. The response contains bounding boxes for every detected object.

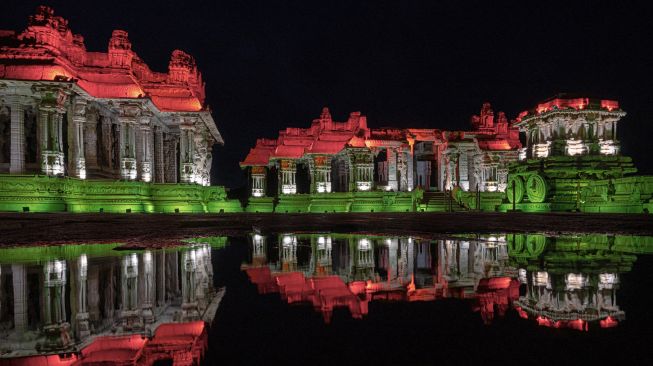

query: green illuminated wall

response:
[0,174,243,213]
[496,155,653,213]
[270,191,418,213]
[506,233,653,273]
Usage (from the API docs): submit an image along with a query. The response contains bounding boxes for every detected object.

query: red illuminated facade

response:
[0,6,222,184]
[241,104,521,197]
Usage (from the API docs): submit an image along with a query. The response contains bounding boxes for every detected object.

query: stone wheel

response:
[526,174,547,203]
[525,234,546,256]
[508,234,525,254]
[506,176,524,204]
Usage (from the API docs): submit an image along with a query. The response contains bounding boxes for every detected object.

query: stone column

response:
[120,253,142,330]
[251,166,266,197]
[136,119,153,182]
[164,134,179,183]
[167,251,180,298]
[280,160,297,194]
[11,264,28,333]
[141,251,155,323]
[154,127,165,183]
[387,148,398,191]
[41,259,72,351]
[75,254,90,340]
[181,250,199,321]
[406,148,414,191]
[38,101,66,176]
[388,238,398,281]
[71,98,87,179]
[9,100,26,174]
[179,124,195,183]
[156,252,166,306]
[118,116,137,180]
[100,115,114,170]
[313,156,332,193]
[84,110,98,172]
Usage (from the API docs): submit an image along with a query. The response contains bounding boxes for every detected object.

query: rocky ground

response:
[0,212,652,248]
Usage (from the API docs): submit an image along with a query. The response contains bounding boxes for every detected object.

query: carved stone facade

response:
[0,6,223,185]
[241,105,521,197]
[514,96,625,159]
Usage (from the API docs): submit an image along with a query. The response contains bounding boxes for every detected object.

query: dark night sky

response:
[3,1,653,188]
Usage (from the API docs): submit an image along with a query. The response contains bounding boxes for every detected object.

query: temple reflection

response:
[243,233,653,328]
[509,233,642,330]
[243,233,519,324]
[0,241,223,365]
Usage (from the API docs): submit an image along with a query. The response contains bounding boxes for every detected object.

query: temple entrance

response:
[331,156,349,192]
[374,150,388,186]
[430,159,439,191]
[296,163,310,194]
[267,166,278,196]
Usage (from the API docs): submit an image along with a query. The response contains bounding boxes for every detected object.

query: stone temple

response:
[0,6,238,213]
[241,97,653,213]
[0,6,221,184]
[1,6,652,214]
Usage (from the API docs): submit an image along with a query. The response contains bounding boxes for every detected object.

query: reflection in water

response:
[0,241,223,365]
[244,233,519,324]
[509,234,639,330]
[243,233,653,329]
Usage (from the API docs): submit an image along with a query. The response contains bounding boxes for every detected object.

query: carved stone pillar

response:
[84,110,98,172]
[118,117,137,180]
[11,264,28,333]
[141,251,155,323]
[279,159,297,194]
[156,252,166,306]
[9,100,26,174]
[179,123,195,183]
[181,249,199,321]
[137,116,153,182]
[251,166,266,197]
[71,97,87,179]
[100,115,114,170]
[313,156,332,193]
[164,133,179,183]
[154,127,165,183]
[38,99,66,176]
[40,259,72,351]
[387,148,398,191]
[406,147,414,191]
[75,254,90,340]
[120,253,143,330]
